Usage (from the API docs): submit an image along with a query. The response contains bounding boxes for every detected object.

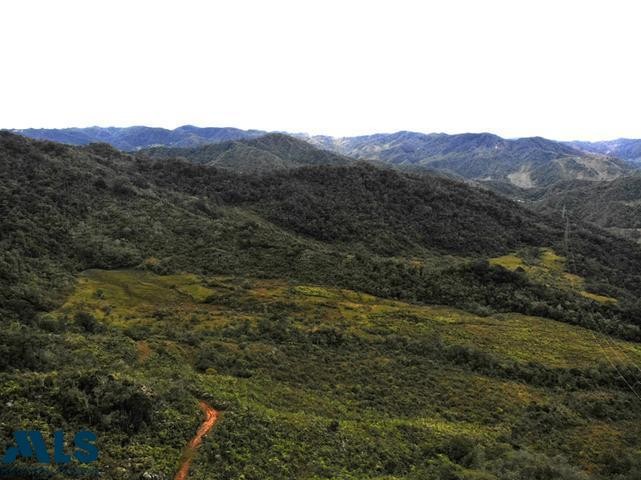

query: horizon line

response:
[5,124,638,144]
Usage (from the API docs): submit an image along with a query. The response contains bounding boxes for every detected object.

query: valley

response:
[3,131,641,479]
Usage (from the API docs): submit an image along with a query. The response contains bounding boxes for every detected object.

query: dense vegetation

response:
[142,134,350,174]
[533,174,641,243]
[3,131,641,479]
[17,126,632,188]
[305,131,630,188]
[9,269,641,479]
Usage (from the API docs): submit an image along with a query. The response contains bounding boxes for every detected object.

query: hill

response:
[568,139,641,164]
[4,132,641,479]
[13,124,266,150]
[141,133,351,174]
[303,131,630,188]
[534,173,641,243]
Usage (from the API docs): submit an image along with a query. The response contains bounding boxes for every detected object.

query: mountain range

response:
[11,126,641,243]
[12,125,266,150]
[303,131,631,188]
[12,126,637,188]
[5,131,641,478]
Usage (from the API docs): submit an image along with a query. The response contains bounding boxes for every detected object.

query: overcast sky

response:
[2,0,640,140]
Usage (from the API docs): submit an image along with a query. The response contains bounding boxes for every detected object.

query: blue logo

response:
[1,431,98,465]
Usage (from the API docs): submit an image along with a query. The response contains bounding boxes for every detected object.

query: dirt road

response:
[174,401,219,480]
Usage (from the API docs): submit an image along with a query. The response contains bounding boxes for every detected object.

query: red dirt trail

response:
[174,401,219,480]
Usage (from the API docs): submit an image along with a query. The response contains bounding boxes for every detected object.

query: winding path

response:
[174,401,219,480]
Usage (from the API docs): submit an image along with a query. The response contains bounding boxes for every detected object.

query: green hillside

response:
[24,268,641,479]
[141,134,350,174]
[305,132,630,188]
[3,132,641,479]
[534,174,641,243]
[15,126,632,187]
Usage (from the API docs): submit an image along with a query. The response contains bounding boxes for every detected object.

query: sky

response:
[2,0,640,140]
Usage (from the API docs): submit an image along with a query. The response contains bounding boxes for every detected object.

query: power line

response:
[562,205,641,399]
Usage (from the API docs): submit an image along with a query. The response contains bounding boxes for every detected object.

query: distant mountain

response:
[567,139,641,164]
[13,125,266,150]
[141,133,350,174]
[11,126,633,187]
[301,131,630,188]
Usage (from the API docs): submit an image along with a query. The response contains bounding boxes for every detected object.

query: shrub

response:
[74,311,101,333]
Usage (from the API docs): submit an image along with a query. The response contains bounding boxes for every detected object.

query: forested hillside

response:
[534,174,641,243]
[4,131,641,479]
[304,131,630,188]
[141,134,350,174]
[15,126,633,188]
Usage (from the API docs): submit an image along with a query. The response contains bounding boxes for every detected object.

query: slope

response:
[303,131,630,188]
[568,139,641,164]
[16,268,641,479]
[14,126,632,186]
[140,133,351,174]
[3,131,641,334]
[4,132,641,478]
[534,173,641,243]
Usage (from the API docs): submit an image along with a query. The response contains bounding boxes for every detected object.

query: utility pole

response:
[562,205,572,273]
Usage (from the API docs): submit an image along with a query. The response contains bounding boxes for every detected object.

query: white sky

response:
[1,0,640,140]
